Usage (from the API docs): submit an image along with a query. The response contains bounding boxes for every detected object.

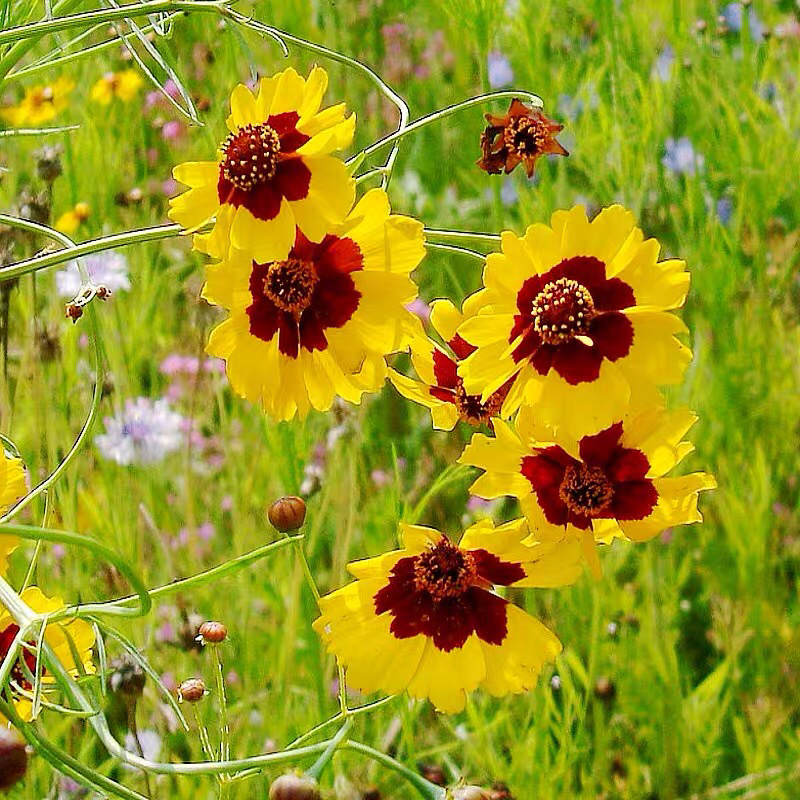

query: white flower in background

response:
[95,398,185,466]
[56,252,131,298]
[662,136,705,176]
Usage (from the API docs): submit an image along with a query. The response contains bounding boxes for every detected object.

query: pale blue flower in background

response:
[653,45,674,82]
[662,136,704,176]
[487,51,513,88]
[56,251,130,298]
[721,2,764,40]
[95,397,185,466]
[716,197,734,226]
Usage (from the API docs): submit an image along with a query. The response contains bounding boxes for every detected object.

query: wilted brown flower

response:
[477,99,567,178]
[0,728,28,791]
[178,678,206,703]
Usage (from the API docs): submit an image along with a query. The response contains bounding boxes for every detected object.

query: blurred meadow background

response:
[1,0,799,798]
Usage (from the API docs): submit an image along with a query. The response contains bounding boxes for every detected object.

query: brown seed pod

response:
[268,496,307,532]
[198,621,228,644]
[0,727,28,791]
[268,772,321,800]
[178,678,206,703]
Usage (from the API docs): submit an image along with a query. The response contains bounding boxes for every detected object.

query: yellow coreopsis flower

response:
[0,587,95,724]
[169,66,356,263]
[0,450,26,576]
[459,405,716,577]
[388,295,514,430]
[202,188,425,421]
[0,77,74,126]
[457,205,691,438]
[314,519,581,714]
[54,202,90,235]
[89,69,143,104]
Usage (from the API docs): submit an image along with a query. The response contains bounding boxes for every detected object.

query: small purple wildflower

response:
[95,397,185,466]
[721,3,764,40]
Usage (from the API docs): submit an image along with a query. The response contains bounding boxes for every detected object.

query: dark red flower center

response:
[262,257,318,317]
[532,277,595,344]
[0,624,40,695]
[220,123,281,191]
[558,464,613,516]
[509,255,636,385]
[413,539,478,600]
[32,87,55,107]
[247,230,363,358]
[520,422,658,530]
[453,380,505,426]
[374,537,526,652]
[504,114,550,156]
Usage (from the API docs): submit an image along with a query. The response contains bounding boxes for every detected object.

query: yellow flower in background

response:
[0,449,26,576]
[55,202,90,235]
[459,404,715,577]
[388,295,514,430]
[457,205,691,439]
[203,188,424,421]
[0,587,95,724]
[170,66,356,263]
[0,77,74,127]
[89,69,143,104]
[314,519,579,714]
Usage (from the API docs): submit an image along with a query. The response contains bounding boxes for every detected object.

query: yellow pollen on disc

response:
[413,539,477,600]
[263,258,319,316]
[532,277,596,344]
[220,123,281,191]
[504,115,547,155]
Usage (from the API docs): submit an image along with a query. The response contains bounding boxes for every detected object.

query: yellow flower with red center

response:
[477,99,568,178]
[89,69,143,105]
[0,77,74,126]
[313,518,582,714]
[169,66,356,263]
[459,405,715,577]
[0,587,95,723]
[388,296,514,430]
[457,205,691,438]
[0,450,26,576]
[202,188,424,421]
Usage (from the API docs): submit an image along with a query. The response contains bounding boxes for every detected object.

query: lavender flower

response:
[56,252,130,298]
[95,398,185,465]
[487,51,514,88]
[721,3,764,41]
[662,136,704,176]
[716,196,734,226]
[653,45,674,82]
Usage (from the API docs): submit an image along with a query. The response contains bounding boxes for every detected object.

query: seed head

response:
[197,621,228,644]
[0,727,28,791]
[108,654,146,699]
[268,496,307,532]
[268,771,321,800]
[178,678,206,703]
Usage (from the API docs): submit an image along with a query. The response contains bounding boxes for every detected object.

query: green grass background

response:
[1,0,799,797]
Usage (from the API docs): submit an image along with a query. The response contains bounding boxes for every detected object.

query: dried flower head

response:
[477,100,567,178]
[177,678,206,703]
[108,654,146,699]
[268,496,307,532]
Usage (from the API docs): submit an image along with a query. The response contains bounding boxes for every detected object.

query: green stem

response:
[0,220,184,282]
[0,124,80,136]
[305,718,353,781]
[95,535,300,614]
[289,535,321,605]
[426,242,487,263]
[211,645,231,764]
[424,227,501,244]
[342,740,446,799]
[0,525,152,618]
[20,490,51,591]
[348,90,542,165]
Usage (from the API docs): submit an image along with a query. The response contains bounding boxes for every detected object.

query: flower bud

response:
[0,727,28,790]
[268,772,321,800]
[268,496,307,532]
[197,621,228,644]
[178,678,206,703]
[451,787,490,800]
